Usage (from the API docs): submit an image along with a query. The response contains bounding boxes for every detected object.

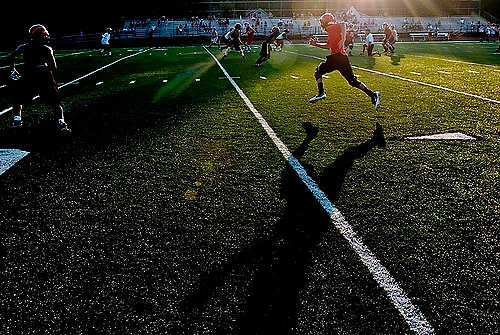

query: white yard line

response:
[0,50,95,70]
[412,54,499,68]
[0,149,30,176]
[203,46,434,335]
[1,49,150,117]
[0,48,150,177]
[285,50,500,105]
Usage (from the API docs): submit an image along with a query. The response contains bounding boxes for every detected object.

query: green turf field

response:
[0,41,498,334]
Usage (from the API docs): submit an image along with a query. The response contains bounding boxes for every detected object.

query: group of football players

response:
[5,13,385,134]
[212,14,380,110]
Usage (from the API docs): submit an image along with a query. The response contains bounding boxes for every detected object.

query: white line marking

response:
[467,70,479,74]
[163,79,168,83]
[0,85,5,89]
[195,78,201,82]
[260,76,267,80]
[410,72,422,76]
[219,76,240,79]
[495,70,500,72]
[0,50,94,70]
[438,71,451,75]
[1,49,150,116]
[96,81,104,86]
[323,75,330,78]
[412,54,498,68]
[0,149,29,176]
[129,80,136,84]
[203,45,435,335]
[285,51,500,105]
[291,75,299,79]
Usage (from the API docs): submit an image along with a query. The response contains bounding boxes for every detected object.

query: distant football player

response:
[274,29,290,51]
[382,22,394,54]
[390,24,398,51]
[242,22,255,52]
[254,26,280,66]
[207,28,219,48]
[360,28,380,56]
[219,27,234,50]
[344,26,356,56]
[221,23,245,59]
[7,24,70,132]
[308,13,380,110]
[101,28,112,56]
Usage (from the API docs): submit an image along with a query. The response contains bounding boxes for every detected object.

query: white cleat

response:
[309,92,327,103]
[373,91,381,110]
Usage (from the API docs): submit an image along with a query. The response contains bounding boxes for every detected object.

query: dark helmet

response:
[235,23,242,30]
[272,26,280,34]
[29,24,49,41]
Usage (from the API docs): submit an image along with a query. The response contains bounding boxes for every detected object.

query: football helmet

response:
[320,13,335,29]
[29,24,49,40]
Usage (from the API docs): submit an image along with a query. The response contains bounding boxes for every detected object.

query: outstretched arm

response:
[8,45,24,71]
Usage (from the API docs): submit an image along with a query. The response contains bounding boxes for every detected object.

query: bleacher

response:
[119,10,490,41]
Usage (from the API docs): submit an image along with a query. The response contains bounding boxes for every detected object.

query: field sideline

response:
[0,41,498,334]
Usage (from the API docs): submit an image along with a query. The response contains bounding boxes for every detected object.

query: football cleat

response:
[372,91,381,110]
[11,117,23,128]
[309,92,326,103]
[57,119,71,134]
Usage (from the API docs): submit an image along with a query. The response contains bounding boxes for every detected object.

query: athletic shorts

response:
[9,69,61,105]
[259,42,271,58]
[243,34,254,45]
[315,54,358,85]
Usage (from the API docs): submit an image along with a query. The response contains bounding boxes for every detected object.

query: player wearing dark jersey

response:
[308,13,380,110]
[254,26,280,66]
[242,22,255,52]
[8,24,70,132]
[344,26,356,56]
[221,23,245,59]
[382,22,395,54]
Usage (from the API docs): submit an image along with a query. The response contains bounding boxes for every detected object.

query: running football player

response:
[382,22,395,54]
[221,23,245,60]
[8,25,70,132]
[274,29,290,52]
[390,24,398,52]
[308,13,380,110]
[254,26,280,66]
[242,22,255,52]
[101,28,112,56]
[207,28,219,48]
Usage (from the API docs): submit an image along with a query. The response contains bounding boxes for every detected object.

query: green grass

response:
[0,42,498,334]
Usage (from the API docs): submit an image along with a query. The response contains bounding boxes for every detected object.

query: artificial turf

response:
[0,41,498,334]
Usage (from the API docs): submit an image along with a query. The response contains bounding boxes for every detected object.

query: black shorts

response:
[315,54,359,87]
[9,69,61,105]
[259,42,271,58]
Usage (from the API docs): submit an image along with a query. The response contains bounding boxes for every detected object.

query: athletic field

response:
[0,41,498,334]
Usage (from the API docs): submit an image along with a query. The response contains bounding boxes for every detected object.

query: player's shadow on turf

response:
[177,122,385,334]
[390,53,406,66]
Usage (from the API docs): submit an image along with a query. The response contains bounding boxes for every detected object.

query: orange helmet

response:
[320,13,335,28]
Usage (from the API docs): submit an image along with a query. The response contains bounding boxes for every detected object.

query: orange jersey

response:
[326,23,347,56]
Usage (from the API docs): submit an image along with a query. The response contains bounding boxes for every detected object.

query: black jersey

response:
[230,29,241,40]
[10,42,56,73]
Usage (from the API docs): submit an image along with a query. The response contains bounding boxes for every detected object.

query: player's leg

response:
[337,54,380,109]
[254,42,269,66]
[309,60,332,103]
[11,105,23,127]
